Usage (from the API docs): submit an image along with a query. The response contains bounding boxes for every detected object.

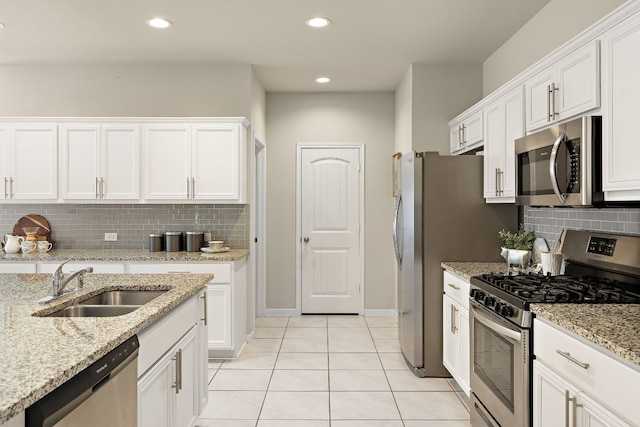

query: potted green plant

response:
[498,225,536,271]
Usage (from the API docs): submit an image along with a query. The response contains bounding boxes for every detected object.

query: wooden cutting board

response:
[13,214,55,245]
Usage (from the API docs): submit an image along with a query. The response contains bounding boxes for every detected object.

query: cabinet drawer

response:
[38,261,125,274]
[127,262,231,283]
[0,263,37,273]
[534,318,640,424]
[443,270,470,309]
[138,294,198,376]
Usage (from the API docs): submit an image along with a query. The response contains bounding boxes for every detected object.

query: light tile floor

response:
[197,315,471,427]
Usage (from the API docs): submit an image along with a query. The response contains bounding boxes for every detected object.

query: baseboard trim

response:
[364,309,398,321]
[265,308,298,317]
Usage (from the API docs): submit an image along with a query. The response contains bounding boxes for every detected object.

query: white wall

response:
[395,67,413,156]
[483,0,625,95]
[0,63,253,117]
[265,92,396,310]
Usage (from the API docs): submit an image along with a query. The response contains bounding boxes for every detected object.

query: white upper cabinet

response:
[484,86,523,203]
[600,10,640,202]
[525,41,600,132]
[450,110,483,155]
[0,125,58,201]
[143,120,247,203]
[61,125,140,200]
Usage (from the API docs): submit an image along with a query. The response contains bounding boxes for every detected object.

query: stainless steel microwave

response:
[515,116,602,207]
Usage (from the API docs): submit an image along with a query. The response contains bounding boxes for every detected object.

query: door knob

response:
[303,237,309,243]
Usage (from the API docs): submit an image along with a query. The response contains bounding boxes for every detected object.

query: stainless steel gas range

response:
[468,230,640,427]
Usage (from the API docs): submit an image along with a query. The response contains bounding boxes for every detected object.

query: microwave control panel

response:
[587,236,616,257]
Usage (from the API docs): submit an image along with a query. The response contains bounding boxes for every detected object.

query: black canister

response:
[165,231,183,252]
[185,231,204,252]
[149,234,164,252]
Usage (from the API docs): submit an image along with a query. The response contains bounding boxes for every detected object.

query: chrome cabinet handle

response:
[453,305,458,333]
[100,178,105,198]
[4,177,7,199]
[172,349,183,394]
[548,82,559,121]
[201,291,208,325]
[547,84,552,122]
[96,178,100,199]
[186,177,190,199]
[556,350,590,370]
[565,390,572,427]
[458,125,464,147]
[462,124,466,144]
[447,283,460,291]
[303,237,310,243]
[9,177,13,198]
[497,169,504,195]
[450,304,456,334]
[191,177,195,199]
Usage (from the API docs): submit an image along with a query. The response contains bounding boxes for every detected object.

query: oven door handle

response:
[472,304,522,342]
[549,131,567,204]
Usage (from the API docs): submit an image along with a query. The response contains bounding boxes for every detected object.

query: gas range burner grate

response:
[475,273,640,304]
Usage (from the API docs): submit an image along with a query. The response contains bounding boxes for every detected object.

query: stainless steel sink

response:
[45,305,140,317]
[79,290,167,306]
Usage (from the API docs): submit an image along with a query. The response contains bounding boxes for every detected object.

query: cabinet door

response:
[463,111,483,147]
[175,327,199,427]
[192,125,241,201]
[502,87,523,200]
[450,123,462,154]
[533,360,578,427]
[198,291,209,412]
[555,41,600,121]
[525,68,555,131]
[483,100,504,199]
[442,295,458,377]
[207,284,232,349]
[0,127,9,200]
[102,126,140,199]
[138,349,174,427]
[577,392,632,427]
[458,307,470,397]
[10,126,58,200]
[601,13,640,200]
[61,125,100,200]
[143,125,191,200]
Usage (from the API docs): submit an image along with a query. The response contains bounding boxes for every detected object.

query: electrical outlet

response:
[104,233,118,242]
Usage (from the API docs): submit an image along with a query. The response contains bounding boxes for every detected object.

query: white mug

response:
[38,241,53,252]
[21,240,36,254]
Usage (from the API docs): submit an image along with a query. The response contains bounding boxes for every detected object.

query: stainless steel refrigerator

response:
[392,152,517,377]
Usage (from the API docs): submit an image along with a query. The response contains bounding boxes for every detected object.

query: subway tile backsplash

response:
[524,206,640,250]
[0,204,249,250]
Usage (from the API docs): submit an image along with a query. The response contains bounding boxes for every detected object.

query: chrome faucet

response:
[38,259,94,304]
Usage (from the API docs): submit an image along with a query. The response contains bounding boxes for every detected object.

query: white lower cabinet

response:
[533,318,639,427]
[442,271,470,397]
[0,263,37,273]
[138,291,206,427]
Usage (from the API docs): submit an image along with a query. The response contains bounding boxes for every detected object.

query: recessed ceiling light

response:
[147,18,173,29]
[315,77,331,84]
[305,17,331,28]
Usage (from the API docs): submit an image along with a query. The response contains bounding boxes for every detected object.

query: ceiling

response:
[0,0,551,92]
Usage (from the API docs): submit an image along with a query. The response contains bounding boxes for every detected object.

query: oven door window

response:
[473,320,516,410]
[517,138,580,196]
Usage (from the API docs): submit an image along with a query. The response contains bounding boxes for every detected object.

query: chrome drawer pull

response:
[556,350,590,369]
[447,283,460,290]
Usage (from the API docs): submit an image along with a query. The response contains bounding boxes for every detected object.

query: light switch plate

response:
[104,233,118,241]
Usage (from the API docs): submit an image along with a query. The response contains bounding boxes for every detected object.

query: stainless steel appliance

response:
[26,334,139,427]
[515,116,602,207]
[392,152,517,377]
[469,230,640,427]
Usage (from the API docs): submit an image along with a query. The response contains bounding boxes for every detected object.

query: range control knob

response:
[494,302,504,314]
[499,305,513,317]
[470,289,484,301]
[484,297,495,307]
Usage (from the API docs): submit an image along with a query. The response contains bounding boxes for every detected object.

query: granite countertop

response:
[531,304,640,366]
[0,248,249,262]
[0,272,212,423]
[441,261,507,281]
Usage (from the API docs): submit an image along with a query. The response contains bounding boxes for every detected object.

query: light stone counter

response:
[0,248,249,263]
[0,272,212,423]
[531,304,640,366]
[441,261,507,281]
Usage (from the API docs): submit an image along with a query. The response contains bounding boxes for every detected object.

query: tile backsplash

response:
[0,204,249,250]
[524,206,640,250]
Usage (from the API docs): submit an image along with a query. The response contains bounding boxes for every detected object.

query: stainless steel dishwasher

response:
[26,335,139,427]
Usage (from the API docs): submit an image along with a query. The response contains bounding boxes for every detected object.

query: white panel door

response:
[143,125,191,200]
[192,125,239,200]
[102,126,140,199]
[61,125,100,199]
[11,126,58,200]
[300,147,361,314]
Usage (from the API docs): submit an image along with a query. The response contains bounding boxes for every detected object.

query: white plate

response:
[200,247,230,253]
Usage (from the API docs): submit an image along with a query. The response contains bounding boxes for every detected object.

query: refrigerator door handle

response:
[392,194,403,266]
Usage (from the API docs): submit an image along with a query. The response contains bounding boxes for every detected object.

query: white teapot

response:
[3,235,24,254]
